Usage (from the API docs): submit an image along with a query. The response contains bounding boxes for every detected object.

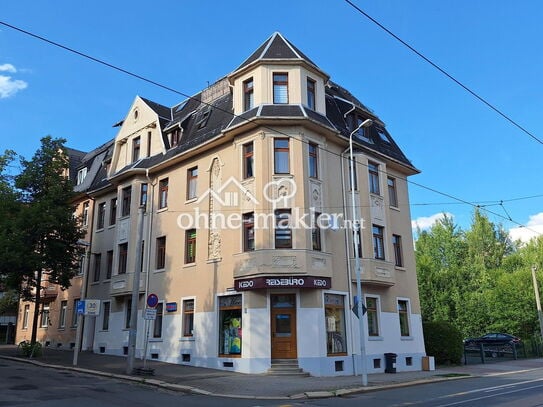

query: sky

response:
[1,0,542,242]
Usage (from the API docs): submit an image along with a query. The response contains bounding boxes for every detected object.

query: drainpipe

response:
[142,168,157,369]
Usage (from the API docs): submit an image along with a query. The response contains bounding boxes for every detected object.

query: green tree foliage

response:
[0,137,83,345]
[422,321,463,365]
[416,211,542,342]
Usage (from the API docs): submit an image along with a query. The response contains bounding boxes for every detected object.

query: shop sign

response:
[165,302,177,312]
[235,276,331,291]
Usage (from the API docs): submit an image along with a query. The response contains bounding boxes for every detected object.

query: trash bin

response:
[384,352,397,373]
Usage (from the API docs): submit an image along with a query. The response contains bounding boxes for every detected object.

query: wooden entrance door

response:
[271,294,297,359]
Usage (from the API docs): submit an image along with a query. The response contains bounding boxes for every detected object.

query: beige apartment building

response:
[17,33,425,376]
[15,145,110,350]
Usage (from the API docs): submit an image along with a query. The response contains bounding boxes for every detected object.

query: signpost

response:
[142,293,159,372]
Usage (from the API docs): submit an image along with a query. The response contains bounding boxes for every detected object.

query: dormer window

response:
[376,128,390,143]
[348,114,373,144]
[170,128,181,148]
[243,78,254,111]
[77,167,87,185]
[307,78,316,110]
[196,109,211,129]
[273,73,288,104]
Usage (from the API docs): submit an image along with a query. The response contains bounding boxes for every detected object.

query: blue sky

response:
[1,0,542,241]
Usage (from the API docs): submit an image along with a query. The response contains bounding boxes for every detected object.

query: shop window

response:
[324,294,347,355]
[219,295,242,356]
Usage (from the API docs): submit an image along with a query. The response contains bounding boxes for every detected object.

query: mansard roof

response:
[86,32,416,190]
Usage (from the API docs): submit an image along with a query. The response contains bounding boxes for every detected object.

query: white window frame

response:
[152,301,164,340]
[365,295,382,339]
[102,301,111,331]
[59,300,67,328]
[22,304,30,329]
[397,297,412,338]
[181,297,196,340]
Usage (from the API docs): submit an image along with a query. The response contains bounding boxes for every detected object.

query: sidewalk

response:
[1,345,541,399]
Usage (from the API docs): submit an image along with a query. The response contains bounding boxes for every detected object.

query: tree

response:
[4,137,84,345]
[415,214,467,323]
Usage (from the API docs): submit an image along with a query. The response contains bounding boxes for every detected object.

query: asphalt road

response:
[1,358,543,407]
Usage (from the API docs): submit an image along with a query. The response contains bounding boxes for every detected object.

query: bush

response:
[423,321,463,365]
[18,340,42,357]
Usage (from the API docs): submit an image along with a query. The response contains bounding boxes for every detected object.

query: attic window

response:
[77,168,87,185]
[175,100,188,113]
[376,128,390,143]
[196,109,211,129]
[170,128,181,148]
[348,114,373,144]
[134,109,139,120]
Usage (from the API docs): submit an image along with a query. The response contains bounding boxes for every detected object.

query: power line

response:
[1,20,540,237]
[343,0,543,146]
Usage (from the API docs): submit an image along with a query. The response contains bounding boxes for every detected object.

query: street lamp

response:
[348,118,373,386]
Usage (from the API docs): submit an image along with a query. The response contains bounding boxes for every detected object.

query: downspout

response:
[142,168,157,364]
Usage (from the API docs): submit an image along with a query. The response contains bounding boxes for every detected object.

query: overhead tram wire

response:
[343,0,543,147]
[1,20,541,237]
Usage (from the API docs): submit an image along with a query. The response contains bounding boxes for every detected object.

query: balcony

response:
[233,249,332,279]
[41,285,58,299]
[109,272,146,297]
[357,258,395,287]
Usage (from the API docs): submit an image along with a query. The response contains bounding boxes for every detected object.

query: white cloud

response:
[0,63,27,98]
[0,75,28,98]
[411,212,453,231]
[509,212,543,244]
[0,63,17,73]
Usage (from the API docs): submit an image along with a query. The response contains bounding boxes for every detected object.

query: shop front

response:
[235,275,332,362]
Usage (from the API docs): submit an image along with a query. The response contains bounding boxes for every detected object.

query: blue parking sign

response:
[76,300,85,315]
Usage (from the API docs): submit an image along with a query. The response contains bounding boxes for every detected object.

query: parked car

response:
[464,333,521,347]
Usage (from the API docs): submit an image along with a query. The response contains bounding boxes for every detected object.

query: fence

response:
[464,336,543,365]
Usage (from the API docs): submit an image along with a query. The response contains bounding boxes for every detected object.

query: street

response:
[1,358,543,406]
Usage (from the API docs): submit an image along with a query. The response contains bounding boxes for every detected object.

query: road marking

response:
[436,383,543,407]
[437,377,543,399]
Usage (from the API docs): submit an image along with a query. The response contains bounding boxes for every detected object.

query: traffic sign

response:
[146,293,159,308]
[85,299,101,316]
[76,300,85,315]
[144,308,157,320]
[76,299,101,316]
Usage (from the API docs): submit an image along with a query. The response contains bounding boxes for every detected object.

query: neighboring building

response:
[0,289,17,344]
[15,144,112,350]
[19,32,425,376]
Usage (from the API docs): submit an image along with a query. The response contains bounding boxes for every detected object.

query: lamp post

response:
[73,239,91,367]
[348,118,373,386]
[531,265,543,341]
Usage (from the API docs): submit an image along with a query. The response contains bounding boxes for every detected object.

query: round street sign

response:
[147,293,159,308]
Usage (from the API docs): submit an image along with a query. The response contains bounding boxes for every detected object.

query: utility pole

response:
[531,265,543,341]
[126,205,146,375]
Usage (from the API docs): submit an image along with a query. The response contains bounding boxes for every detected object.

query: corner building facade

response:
[82,33,425,376]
